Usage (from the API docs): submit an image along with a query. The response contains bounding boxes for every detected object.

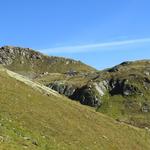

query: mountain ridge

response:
[1,46,150,129]
[0,46,95,78]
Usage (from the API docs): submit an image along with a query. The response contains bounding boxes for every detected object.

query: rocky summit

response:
[0,46,150,150]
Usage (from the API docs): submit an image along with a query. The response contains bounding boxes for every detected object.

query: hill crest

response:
[0,46,95,77]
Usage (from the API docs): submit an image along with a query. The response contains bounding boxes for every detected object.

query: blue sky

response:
[0,0,150,69]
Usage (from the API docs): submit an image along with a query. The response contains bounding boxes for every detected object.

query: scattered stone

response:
[0,136,4,142]
[32,140,38,146]
[102,135,108,140]
[23,137,31,140]
[141,102,150,113]
[66,69,78,76]
[66,61,69,65]
[144,71,150,76]
[109,78,141,96]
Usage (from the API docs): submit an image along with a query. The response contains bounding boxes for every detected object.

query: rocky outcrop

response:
[0,46,43,65]
[93,80,109,96]
[47,80,111,107]
[107,61,132,72]
[70,85,101,107]
[47,81,76,97]
[47,81,102,107]
[0,46,95,76]
[109,79,141,96]
[47,77,143,107]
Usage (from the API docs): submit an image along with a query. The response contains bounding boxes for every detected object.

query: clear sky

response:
[0,0,150,69]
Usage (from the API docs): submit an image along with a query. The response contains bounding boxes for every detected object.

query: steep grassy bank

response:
[0,68,150,149]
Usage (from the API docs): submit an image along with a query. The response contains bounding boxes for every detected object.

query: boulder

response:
[70,85,101,107]
[47,82,101,107]
[141,102,150,113]
[109,78,141,96]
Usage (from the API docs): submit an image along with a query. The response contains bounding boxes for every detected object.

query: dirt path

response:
[0,66,60,97]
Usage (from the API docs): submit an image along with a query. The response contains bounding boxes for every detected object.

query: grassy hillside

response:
[35,72,91,87]
[0,46,95,78]
[0,67,150,150]
[96,60,150,128]
[35,60,150,128]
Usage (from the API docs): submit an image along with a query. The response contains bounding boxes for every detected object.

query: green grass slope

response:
[0,67,150,150]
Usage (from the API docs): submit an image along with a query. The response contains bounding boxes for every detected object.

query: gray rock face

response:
[109,79,141,96]
[0,46,75,64]
[72,85,101,107]
[0,46,43,65]
[47,77,142,107]
[47,82,101,107]
[94,80,109,96]
[0,46,86,73]
[47,81,76,97]
[46,76,144,108]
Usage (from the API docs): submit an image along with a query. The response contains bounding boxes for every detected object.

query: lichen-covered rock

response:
[0,46,43,65]
[47,81,76,97]
[47,81,101,107]
[71,85,101,107]
[109,78,141,96]
[93,80,109,96]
